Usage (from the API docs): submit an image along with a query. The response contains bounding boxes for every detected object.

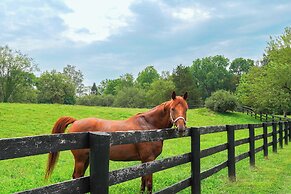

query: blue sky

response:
[1,0,290,85]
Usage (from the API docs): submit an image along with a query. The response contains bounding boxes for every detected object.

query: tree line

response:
[0,27,290,114]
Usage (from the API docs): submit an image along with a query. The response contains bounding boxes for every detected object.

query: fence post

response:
[260,112,262,121]
[289,121,291,141]
[272,122,278,153]
[226,125,236,181]
[248,124,255,167]
[89,132,111,194]
[191,127,201,194]
[265,114,268,122]
[262,123,268,158]
[272,115,275,122]
[284,121,288,145]
[278,122,283,149]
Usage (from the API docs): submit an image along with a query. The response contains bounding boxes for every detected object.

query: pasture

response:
[0,103,291,193]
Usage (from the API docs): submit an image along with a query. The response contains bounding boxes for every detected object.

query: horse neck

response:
[142,101,173,129]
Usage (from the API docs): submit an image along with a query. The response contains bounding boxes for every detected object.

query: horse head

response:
[169,91,188,132]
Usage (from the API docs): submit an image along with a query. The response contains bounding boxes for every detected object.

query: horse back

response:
[67,117,141,133]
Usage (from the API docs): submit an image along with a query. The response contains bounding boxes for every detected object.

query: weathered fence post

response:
[262,123,268,158]
[191,127,201,194]
[272,122,278,153]
[278,122,283,149]
[248,124,255,167]
[89,132,111,194]
[226,125,236,181]
[284,121,288,145]
[265,114,268,122]
[272,115,275,122]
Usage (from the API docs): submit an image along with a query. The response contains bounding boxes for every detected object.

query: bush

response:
[113,87,147,108]
[205,90,238,113]
[76,94,114,107]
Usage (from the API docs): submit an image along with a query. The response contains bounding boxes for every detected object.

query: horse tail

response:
[45,116,77,180]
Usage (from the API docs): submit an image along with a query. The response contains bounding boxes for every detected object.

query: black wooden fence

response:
[1,120,291,193]
[240,106,289,122]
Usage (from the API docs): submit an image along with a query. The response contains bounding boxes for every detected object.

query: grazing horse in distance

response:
[45,91,188,193]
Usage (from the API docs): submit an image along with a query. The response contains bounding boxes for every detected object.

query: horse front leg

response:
[145,174,153,194]
[141,176,146,193]
[140,159,154,194]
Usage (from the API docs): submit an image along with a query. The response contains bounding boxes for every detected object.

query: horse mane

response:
[134,101,171,119]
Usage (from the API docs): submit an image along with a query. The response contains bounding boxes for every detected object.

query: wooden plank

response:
[16,176,90,194]
[279,122,283,148]
[89,133,110,194]
[154,177,191,194]
[233,124,249,130]
[109,153,191,186]
[226,125,236,181]
[234,138,249,146]
[201,161,228,180]
[235,152,249,163]
[191,127,201,194]
[254,134,264,141]
[110,128,190,145]
[267,142,273,147]
[0,133,89,160]
[255,145,264,153]
[199,125,226,135]
[284,122,288,145]
[253,123,263,128]
[267,132,273,137]
[200,143,227,158]
[265,122,273,127]
[248,124,255,167]
[272,122,278,153]
[263,123,268,157]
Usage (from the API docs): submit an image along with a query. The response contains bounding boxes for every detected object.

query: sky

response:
[0,0,290,85]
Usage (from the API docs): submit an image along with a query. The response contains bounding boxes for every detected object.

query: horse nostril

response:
[177,125,185,131]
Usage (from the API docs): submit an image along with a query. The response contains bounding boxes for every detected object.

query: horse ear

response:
[183,92,188,100]
[172,91,176,100]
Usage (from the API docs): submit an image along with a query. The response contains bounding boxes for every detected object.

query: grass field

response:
[0,103,291,193]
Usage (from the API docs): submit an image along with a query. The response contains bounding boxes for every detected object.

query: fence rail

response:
[1,120,291,194]
[240,106,290,122]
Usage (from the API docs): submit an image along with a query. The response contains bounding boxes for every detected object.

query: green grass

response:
[0,103,291,193]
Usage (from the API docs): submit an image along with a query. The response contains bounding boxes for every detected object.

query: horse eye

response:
[171,108,175,111]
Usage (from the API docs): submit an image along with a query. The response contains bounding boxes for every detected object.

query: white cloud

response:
[61,0,136,43]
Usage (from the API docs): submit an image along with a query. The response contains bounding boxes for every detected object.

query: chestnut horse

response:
[45,92,188,193]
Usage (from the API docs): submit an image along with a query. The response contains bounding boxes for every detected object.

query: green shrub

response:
[76,94,114,106]
[205,90,238,113]
[113,87,147,108]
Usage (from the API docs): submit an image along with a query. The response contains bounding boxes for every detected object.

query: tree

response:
[136,66,160,89]
[265,27,291,65]
[172,64,201,106]
[37,70,76,104]
[147,79,175,106]
[0,45,38,102]
[99,73,134,95]
[229,58,254,76]
[191,55,234,99]
[91,82,98,95]
[63,65,84,96]
[236,27,291,114]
